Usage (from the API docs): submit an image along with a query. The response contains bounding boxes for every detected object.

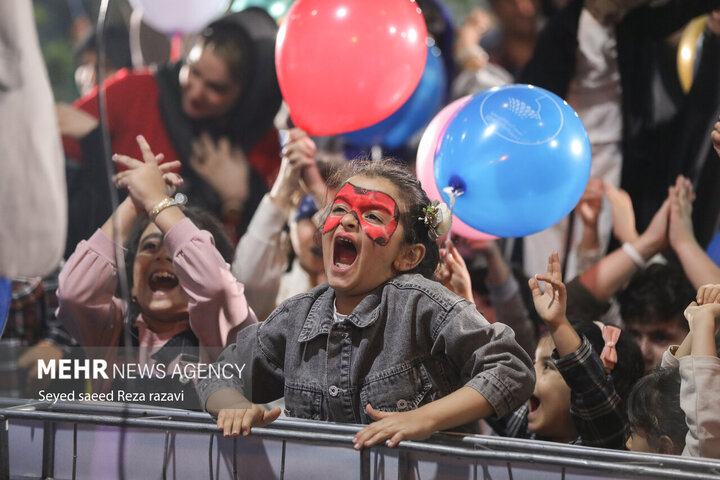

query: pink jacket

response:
[662,349,720,459]
[57,218,257,365]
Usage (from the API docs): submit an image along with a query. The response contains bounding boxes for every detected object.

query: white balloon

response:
[129,0,230,35]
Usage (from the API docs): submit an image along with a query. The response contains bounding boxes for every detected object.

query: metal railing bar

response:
[41,420,55,480]
[5,399,718,473]
[0,416,9,480]
[4,409,720,479]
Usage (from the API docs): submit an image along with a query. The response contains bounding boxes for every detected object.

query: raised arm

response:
[530,253,629,449]
[669,176,720,289]
[677,295,720,458]
[580,198,669,302]
[233,129,322,320]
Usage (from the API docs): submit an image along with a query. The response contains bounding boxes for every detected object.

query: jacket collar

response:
[297,284,384,343]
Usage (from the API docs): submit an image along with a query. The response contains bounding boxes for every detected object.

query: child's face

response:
[132,223,189,322]
[527,336,577,442]
[322,175,406,300]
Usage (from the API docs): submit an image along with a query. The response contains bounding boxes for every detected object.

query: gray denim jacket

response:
[197,273,535,424]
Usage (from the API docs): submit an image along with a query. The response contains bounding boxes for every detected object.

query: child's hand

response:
[352,404,435,449]
[696,284,720,305]
[684,302,720,336]
[528,252,567,330]
[270,129,318,210]
[437,240,474,302]
[605,183,639,243]
[112,136,183,213]
[216,404,281,437]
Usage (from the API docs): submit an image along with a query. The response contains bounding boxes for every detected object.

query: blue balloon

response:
[343,45,447,149]
[434,84,591,238]
[0,277,10,338]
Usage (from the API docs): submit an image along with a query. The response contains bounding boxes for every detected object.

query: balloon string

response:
[442,186,464,247]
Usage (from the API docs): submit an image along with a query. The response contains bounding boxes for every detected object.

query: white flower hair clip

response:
[419,200,452,240]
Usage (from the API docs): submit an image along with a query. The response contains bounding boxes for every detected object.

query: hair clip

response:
[419,200,451,240]
[600,325,621,372]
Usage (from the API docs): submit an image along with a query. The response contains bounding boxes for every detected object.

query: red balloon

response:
[276,0,428,136]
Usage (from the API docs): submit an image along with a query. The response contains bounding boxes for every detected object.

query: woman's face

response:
[132,223,189,322]
[321,175,408,301]
[179,44,242,120]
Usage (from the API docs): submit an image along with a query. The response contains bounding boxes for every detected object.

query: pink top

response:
[57,218,257,366]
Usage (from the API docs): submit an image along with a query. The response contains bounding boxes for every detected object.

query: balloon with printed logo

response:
[343,44,446,149]
[0,278,10,338]
[129,0,230,35]
[434,84,591,238]
[276,0,428,136]
[416,96,496,240]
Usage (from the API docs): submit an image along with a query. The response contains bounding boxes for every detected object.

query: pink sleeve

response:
[164,218,257,352]
[680,356,720,459]
[56,229,125,347]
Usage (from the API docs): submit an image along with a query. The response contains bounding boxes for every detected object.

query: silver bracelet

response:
[622,242,646,269]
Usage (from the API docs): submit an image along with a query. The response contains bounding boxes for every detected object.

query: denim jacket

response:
[197,274,535,424]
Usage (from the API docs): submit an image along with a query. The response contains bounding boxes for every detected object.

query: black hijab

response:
[154,8,282,237]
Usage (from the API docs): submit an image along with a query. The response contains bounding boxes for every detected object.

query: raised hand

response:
[112,136,181,214]
[605,183,639,243]
[437,240,474,302]
[712,114,720,159]
[270,129,319,210]
[190,133,250,210]
[668,175,696,251]
[528,252,567,329]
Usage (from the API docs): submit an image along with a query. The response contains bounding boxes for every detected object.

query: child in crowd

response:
[57,137,256,406]
[198,159,534,448]
[233,128,344,321]
[490,253,643,449]
[628,284,720,458]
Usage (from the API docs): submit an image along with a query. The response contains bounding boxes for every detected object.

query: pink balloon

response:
[276,0,428,136]
[416,96,497,241]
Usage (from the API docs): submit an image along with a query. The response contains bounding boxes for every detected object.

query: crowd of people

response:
[4,0,720,464]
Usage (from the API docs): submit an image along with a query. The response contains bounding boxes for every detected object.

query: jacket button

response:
[396,399,408,410]
[329,385,339,396]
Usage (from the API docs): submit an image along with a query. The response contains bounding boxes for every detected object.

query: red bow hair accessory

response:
[600,325,621,371]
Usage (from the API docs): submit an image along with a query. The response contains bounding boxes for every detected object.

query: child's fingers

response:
[135,135,158,165]
[366,404,394,421]
[363,429,391,448]
[112,153,143,170]
[528,277,542,298]
[260,407,282,427]
[242,407,262,435]
[388,431,405,448]
[158,160,180,173]
[162,172,184,187]
[352,425,373,449]
[222,410,237,437]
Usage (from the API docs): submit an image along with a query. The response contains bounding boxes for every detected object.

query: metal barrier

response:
[2,398,720,479]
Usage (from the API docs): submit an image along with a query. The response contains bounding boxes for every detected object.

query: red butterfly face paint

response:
[323,183,399,246]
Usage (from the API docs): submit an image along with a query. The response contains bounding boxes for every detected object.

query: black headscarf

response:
[154,8,283,237]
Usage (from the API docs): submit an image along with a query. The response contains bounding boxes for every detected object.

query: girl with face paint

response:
[199,159,534,449]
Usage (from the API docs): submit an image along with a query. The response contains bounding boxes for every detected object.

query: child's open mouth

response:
[333,235,357,270]
[149,271,179,292]
[528,395,540,414]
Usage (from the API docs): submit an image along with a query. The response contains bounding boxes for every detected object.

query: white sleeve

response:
[232,195,290,321]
